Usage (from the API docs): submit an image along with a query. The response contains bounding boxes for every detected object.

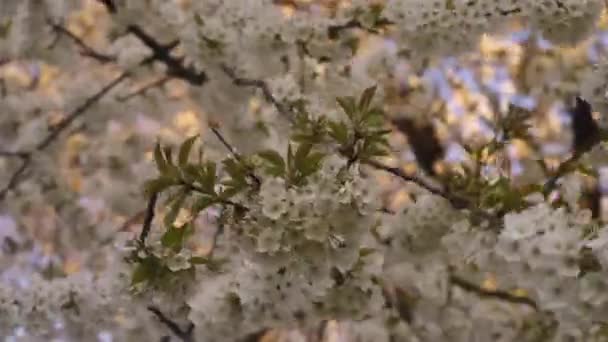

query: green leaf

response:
[294,143,313,171]
[287,144,294,180]
[131,257,159,286]
[200,162,217,194]
[257,150,286,177]
[328,120,349,145]
[362,107,385,127]
[300,152,325,177]
[161,222,193,252]
[190,256,210,265]
[359,85,377,111]
[164,191,187,228]
[192,196,216,213]
[337,96,357,118]
[181,163,201,183]
[163,146,174,166]
[154,142,169,174]
[223,158,246,180]
[161,226,182,249]
[178,135,198,166]
[131,262,149,285]
[359,247,376,257]
[143,177,176,197]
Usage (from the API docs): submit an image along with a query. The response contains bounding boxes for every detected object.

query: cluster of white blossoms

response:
[6,0,608,341]
[180,155,385,340]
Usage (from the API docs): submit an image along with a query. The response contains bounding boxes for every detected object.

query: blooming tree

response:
[4,0,608,341]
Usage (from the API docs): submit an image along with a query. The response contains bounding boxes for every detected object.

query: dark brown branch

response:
[48,20,116,63]
[220,64,293,122]
[36,72,129,150]
[449,274,538,310]
[117,76,171,102]
[138,192,159,244]
[148,306,195,342]
[0,158,31,201]
[0,72,129,202]
[126,25,207,86]
[364,159,470,209]
[209,125,261,188]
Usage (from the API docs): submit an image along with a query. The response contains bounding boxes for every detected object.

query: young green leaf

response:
[294,143,313,171]
[359,85,377,112]
[160,223,193,252]
[178,135,198,166]
[131,257,160,286]
[300,152,325,177]
[154,142,169,174]
[200,162,217,194]
[257,150,286,177]
[163,146,174,166]
[337,96,357,118]
[190,256,211,265]
[328,120,349,145]
[163,191,187,228]
[143,177,176,197]
[192,196,216,213]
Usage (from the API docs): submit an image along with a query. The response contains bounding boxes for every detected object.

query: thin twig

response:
[542,153,580,196]
[138,192,159,244]
[209,125,262,188]
[117,76,171,102]
[220,64,293,122]
[449,274,538,310]
[36,72,129,150]
[0,158,31,201]
[0,71,129,202]
[117,210,146,232]
[47,20,116,63]
[148,306,195,342]
[364,159,470,209]
[127,25,207,86]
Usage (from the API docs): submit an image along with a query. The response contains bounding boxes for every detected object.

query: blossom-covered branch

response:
[0,71,129,201]
[220,64,293,122]
[126,25,207,86]
[47,20,116,63]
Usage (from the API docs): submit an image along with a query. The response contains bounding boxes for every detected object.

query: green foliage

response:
[161,222,194,252]
[334,85,390,163]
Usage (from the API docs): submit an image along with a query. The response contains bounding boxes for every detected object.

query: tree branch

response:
[138,192,159,244]
[0,71,129,202]
[126,25,207,86]
[220,64,293,122]
[449,274,538,310]
[48,20,116,63]
[37,72,130,150]
[117,76,171,102]
[364,159,470,209]
[209,125,261,189]
[148,306,195,342]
